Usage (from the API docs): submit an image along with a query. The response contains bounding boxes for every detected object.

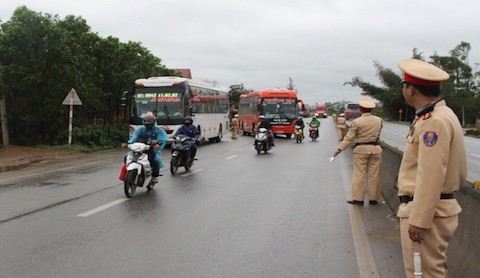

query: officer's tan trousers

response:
[400,216,457,278]
[336,127,345,140]
[351,152,381,201]
[231,126,239,139]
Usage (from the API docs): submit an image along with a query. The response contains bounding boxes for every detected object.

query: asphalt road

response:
[0,118,404,278]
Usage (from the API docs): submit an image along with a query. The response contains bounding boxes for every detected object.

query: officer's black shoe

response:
[347,200,364,206]
[369,200,378,205]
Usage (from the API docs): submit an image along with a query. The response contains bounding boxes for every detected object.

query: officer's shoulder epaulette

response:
[423,112,432,120]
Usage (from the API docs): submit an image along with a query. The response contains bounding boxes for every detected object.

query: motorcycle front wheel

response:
[124,170,137,198]
[170,156,179,175]
[185,158,192,171]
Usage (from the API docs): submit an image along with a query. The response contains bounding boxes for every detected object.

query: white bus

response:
[121,76,229,143]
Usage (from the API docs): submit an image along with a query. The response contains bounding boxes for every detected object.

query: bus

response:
[238,88,299,138]
[298,99,308,117]
[121,76,229,143]
[314,103,328,118]
[344,102,360,120]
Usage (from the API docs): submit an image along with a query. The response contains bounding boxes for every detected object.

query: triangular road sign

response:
[62,88,83,105]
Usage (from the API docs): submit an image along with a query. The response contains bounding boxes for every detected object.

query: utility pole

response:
[0,96,9,146]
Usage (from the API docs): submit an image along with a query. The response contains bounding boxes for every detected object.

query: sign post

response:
[62,88,83,145]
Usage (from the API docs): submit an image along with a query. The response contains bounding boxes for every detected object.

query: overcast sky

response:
[2,1,480,105]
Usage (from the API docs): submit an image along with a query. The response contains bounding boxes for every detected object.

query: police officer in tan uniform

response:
[332,98,383,205]
[336,113,346,141]
[231,114,239,139]
[397,59,467,278]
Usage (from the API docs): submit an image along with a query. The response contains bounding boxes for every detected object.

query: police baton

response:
[413,252,423,278]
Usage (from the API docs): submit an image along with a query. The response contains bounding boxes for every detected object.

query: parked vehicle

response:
[170,135,202,175]
[254,127,272,154]
[294,125,303,143]
[344,102,360,120]
[309,125,319,141]
[124,142,156,198]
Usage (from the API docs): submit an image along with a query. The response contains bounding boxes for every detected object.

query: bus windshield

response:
[261,98,298,119]
[134,87,186,121]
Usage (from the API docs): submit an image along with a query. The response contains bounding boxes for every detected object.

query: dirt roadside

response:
[0,145,97,173]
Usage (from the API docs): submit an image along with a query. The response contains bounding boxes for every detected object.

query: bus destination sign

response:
[136,92,181,102]
[263,98,295,105]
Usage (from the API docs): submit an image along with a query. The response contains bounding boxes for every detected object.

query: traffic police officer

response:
[336,113,346,141]
[397,59,467,278]
[332,98,383,205]
[231,114,240,139]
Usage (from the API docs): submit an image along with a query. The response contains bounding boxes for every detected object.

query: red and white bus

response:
[121,76,229,143]
[238,89,299,138]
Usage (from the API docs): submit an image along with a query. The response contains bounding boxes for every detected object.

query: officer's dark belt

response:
[354,141,379,147]
[399,193,455,204]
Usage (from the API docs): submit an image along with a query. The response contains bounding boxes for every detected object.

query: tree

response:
[345,42,480,125]
[228,84,250,117]
[287,77,295,90]
[344,61,406,120]
[0,6,176,145]
[430,42,478,125]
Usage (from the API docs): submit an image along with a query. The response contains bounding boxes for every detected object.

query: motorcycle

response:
[254,127,272,154]
[123,142,156,198]
[309,125,319,141]
[170,135,203,175]
[294,125,304,143]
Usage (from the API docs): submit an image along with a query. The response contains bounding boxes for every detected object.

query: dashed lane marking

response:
[77,198,129,217]
[226,155,238,160]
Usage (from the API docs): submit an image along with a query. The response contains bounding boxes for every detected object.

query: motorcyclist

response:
[124,112,167,182]
[258,115,275,147]
[174,116,200,160]
[295,116,305,139]
[310,116,320,127]
[309,116,320,138]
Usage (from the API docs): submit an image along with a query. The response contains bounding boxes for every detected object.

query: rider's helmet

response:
[312,116,317,119]
[339,113,345,117]
[143,112,156,129]
[234,114,239,118]
[259,115,265,119]
[184,116,193,126]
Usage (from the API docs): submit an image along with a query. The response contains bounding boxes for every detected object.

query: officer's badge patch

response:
[423,131,438,147]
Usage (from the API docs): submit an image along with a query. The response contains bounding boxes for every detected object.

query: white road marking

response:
[226,155,238,160]
[77,198,129,217]
[181,169,203,177]
[338,156,380,278]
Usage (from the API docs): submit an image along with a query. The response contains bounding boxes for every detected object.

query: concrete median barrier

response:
[379,142,479,277]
